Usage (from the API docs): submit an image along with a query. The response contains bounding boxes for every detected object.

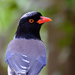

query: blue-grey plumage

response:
[5,38,47,75]
[5,11,51,75]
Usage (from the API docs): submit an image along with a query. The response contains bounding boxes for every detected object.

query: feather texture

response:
[5,38,46,75]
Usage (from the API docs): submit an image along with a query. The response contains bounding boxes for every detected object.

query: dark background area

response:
[0,0,75,75]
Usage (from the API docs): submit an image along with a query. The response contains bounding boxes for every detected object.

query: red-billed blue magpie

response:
[5,11,52,75]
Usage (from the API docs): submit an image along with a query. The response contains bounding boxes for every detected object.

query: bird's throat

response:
[15,26,41,40]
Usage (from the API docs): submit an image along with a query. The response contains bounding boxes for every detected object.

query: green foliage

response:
[58,21,74,47]
[0,1,19,33]
[0,0,75,75]
[0,1,49,74]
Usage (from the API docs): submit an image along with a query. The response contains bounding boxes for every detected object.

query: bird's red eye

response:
[29,19,34,23]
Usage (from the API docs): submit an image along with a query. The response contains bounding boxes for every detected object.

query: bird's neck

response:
[15,26,41,40]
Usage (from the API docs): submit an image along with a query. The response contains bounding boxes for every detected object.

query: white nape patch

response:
[20,11,37,19]
[22,59,30,63]
[20,12,30,19]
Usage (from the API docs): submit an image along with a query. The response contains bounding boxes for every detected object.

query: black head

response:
[15,11,52,40]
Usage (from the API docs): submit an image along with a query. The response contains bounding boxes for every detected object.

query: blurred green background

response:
[0,0,75,75]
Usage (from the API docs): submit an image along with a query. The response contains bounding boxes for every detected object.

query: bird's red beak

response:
[37,16,52,24]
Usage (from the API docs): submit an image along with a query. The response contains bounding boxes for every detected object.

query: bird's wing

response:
[5,39,46,75]
[5,53,30,75]
[28,55,46,75]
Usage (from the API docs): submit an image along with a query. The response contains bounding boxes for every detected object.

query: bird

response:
[5,11,52,75]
